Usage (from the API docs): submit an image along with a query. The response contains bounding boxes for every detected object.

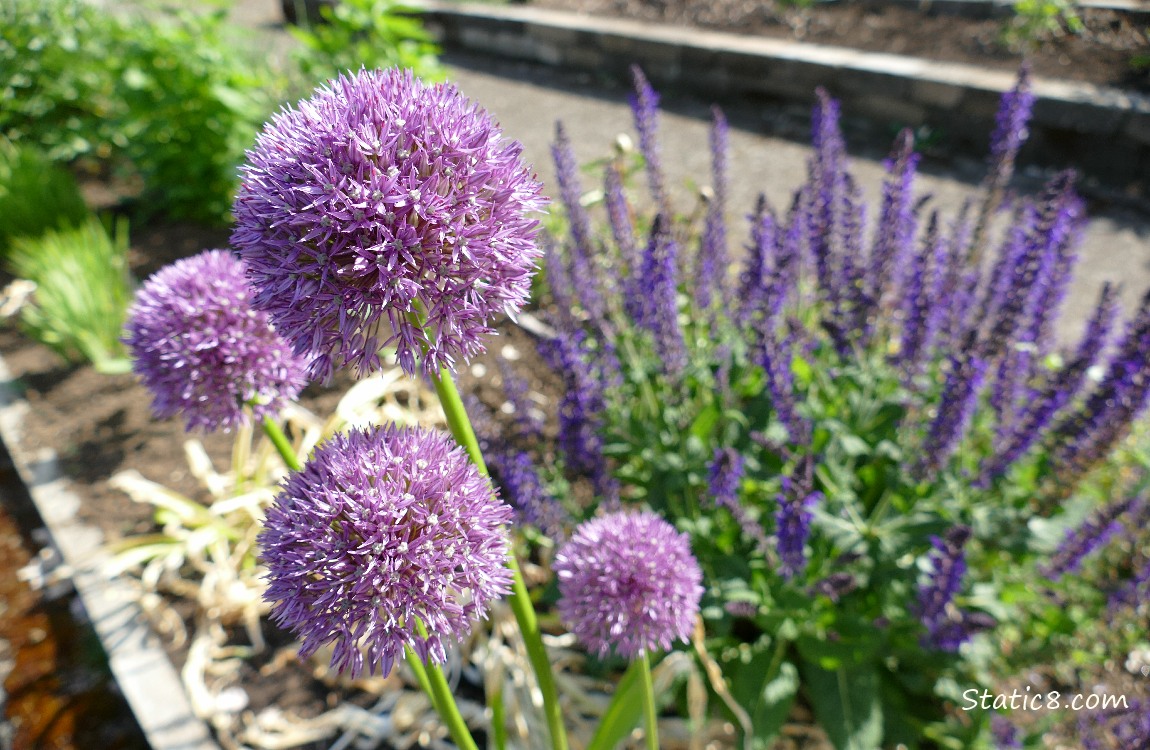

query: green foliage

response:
[0,140,90,256]
[8,216,133,372]
[288,0,444,85]
[0,0,278,223]
[1002,0,1084,51]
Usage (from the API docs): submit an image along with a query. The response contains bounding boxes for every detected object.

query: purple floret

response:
[231,69,546,382]
[123,249,309,432]
[259,425,514,678]
[554,510,703,659]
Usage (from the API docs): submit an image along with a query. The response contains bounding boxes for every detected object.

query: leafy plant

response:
[473,65,1150,748]
[0,0,279,223]
[288,0,444,85]
[0,140,90,257]
[1003,0,1084,51]
[8,216,133,372]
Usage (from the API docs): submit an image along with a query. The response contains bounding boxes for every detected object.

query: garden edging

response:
[405,0,1150,190]
[0,350,220,750]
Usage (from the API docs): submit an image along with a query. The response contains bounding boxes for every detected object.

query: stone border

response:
[0,353,220,750]
[406,0,1150,189]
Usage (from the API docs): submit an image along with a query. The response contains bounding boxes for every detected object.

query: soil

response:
[526,0,1150,91]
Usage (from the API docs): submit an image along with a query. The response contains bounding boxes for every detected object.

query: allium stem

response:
[421,645,480,750]
[261,416,301,473]
[639,650,660,750]
[403,643,439,713]
[430,367,570,750]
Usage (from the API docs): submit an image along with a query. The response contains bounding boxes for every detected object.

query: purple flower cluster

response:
[775,477,820,581]
[123,249,308,432]
[1042,497,1138,579]
[259,425,513,678]
[231,69,545,382]
[1079,696,1150,750]
[707,447,767,551]
[538,327,618,502]
[916,525,992,651]
[554,510,703,659]
[914,355,988,478]
[1049,291,1150,480]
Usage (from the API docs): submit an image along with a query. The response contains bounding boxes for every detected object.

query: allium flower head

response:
[232,68,546,382]
[553,510,703,659]
[123,249,308,432]
[259,425,513,678]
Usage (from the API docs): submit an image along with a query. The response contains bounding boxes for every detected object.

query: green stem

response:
[404,644,439,713]
[407,623,479,750]
[261,416,302,472]
[425,659,479,750]
[430,367,570,750]
[638,650,659,750]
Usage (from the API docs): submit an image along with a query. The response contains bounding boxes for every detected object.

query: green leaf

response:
[801,663,884,750]
[586,660,645,750]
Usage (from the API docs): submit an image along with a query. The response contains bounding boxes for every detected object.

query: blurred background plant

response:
[0,139,90,258]
[1002,0,1084,51]
[7,216,134,373]
[462,66,1150,748]
[0,0,444,224]
[286,0,445,84]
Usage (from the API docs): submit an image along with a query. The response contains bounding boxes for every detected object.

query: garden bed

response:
[525,0,1150,91]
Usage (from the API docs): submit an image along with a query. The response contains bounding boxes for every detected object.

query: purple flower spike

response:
[708,448,767,551]
[915,355,988,478]
[232,69,546,382]
[554,510,703,659]
[776,483,820,581]
[123,250,309,433]
[986,63,1035,194]
[259,425,513,678]
[628,66,668,215]
[1042,497,1137,579]
[917,525,976,651]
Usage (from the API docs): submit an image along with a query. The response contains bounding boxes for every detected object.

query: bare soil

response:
[527,0,1150,91]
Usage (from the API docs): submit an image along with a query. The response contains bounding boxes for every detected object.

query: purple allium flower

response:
[1042,497,1137,579]
[123,249,309,432]
[708,448,767,551]
[259,425,514,678]
[231,69,546,382]
[554,510,703,659]
[776,477,820,581]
